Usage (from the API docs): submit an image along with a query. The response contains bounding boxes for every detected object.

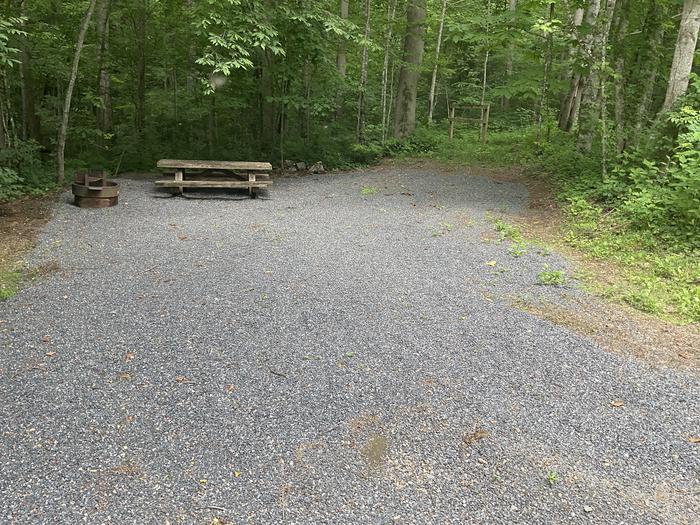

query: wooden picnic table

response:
[155,159,273,198]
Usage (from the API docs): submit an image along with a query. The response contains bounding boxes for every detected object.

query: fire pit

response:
[72,170,119,208]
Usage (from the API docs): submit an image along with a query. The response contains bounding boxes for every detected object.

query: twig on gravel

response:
[203,505,227,512]
[269,368,288,379]
[139,265,158,274]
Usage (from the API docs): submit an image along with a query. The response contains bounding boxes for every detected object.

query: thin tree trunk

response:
[356,0,372,143]
[612,0,628,153]
[662,0,700,111]
[96,0,113,133]
[134,0,147,135]
[380,0,397,143]
[504,0,517,110]
[56,0,98,184]
[394,0,427,139]
[559,7,586,131]
[631,3,664,147]
[208,93,215,157]
[576,0,616,154]
[19,0,39,141]
[536,2,555,143]
[427,0,448,123]
[337,0,349,77]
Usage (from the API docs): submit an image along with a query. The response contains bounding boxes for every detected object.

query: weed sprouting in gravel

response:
[361,186,378,196]
[538,265,566,286]
[546,471,559,486]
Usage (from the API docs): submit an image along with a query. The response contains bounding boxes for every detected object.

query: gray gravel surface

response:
[1,167,698,525]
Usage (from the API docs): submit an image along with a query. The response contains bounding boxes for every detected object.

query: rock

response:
[283,159,296,169]
[309,161,325,174]
[583,506,593,513]
[295,161,307,171]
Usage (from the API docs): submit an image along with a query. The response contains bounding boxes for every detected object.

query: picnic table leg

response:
[175,169,184,195]
[248,172,257,198]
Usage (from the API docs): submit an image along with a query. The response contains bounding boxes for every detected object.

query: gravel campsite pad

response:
[1,167,698,524]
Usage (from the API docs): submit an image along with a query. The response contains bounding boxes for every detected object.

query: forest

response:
[1,0,699,320]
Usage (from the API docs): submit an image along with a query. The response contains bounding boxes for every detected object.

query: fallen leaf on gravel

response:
[486,260,497,267]
[46,351,56,357]
[345,352,355,358]
[175,375,195,384]
[118,372,132,380]
[42,335,50,343]
[226,384,236,393]
[234,471,241,477]
[688,436,700,444]
[177,234,189,241]
[199,479,207,485]
[610,400,624,408]
[463,428,489,446]
[678,351,690,359]
[124,351,135,362]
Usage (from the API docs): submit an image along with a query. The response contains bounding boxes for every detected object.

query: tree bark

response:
[576,0,616,154]
[631,3,664,147]
[96,0,113,133]
[337,0,349,77]
[356,0,372,143]
[56,0,98,184]
[134,0,147,134]
[19,0,39,141]
[504,0,517,110]
[536,2,555,142]
[381,0,397,143]
[612,0,628,153]
[427,0,448,123]
[662,0,700,111]
[558,7,586,131]
[393,0,427,139]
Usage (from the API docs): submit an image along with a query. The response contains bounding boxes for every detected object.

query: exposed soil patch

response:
[0,193,57,296]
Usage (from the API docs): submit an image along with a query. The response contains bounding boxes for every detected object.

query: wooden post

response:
[448,107,455,140]
[175,169,183,195]
[248,171,257,198]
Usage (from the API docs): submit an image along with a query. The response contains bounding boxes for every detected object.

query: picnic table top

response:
[157,159,273,171]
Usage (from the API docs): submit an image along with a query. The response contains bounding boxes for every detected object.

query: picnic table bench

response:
[155,159,273,198]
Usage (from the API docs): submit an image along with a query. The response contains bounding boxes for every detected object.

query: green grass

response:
[538,266,566,286]
[0,270,22,300]
[360,185,378,196]
[563,202,700,323]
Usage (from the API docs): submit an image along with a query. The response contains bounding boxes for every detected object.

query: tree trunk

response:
[662,0,700,111]
[427,0,448,123]
[134,0,147,134]
[558,7,586,131]
[393,0,427,139]
[356,0,372,143]
[337,0,349,77]
[56,0,98,184]
[504,0,517,110]
[380,0,397,143]
[576,0,616,154]
[19,0,39,141]
[631,3,665,147]
[536,2,555,142]
[96,0,113,133]
[612,0,628,153]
